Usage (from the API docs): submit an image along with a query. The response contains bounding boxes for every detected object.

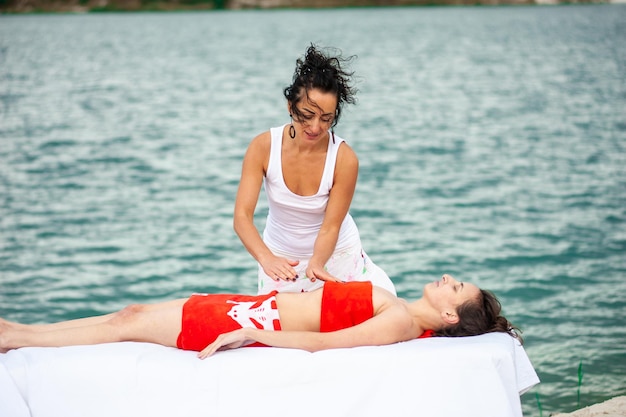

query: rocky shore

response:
[0,0,612,13]
[552,396,626,417]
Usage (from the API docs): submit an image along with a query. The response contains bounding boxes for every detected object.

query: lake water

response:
[1,5,625,415]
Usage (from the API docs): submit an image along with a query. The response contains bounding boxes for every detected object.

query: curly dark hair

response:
[284,44,357,129]
[435,289,523,344]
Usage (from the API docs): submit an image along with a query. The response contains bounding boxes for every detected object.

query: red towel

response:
[320,281,374,332]
[176,292,280,351]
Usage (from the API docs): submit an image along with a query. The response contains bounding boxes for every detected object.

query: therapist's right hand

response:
[261,256,300,282]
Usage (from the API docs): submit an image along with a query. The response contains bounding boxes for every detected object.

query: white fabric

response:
[0,333,539,417]
[258,241,396,295]
[263,124,359,258]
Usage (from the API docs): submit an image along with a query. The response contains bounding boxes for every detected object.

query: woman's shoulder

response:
[333,141,359,180]
[335,138,358,163]
[247,130,272,153]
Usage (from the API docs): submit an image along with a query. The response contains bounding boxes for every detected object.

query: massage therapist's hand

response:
[261,255,300,282]
[198,329,252,359]
[306,261,342,283]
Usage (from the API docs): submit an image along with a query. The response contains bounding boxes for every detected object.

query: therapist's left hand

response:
[306,262,342,283]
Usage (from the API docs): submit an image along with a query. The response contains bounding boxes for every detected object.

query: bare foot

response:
[0,318,17,353]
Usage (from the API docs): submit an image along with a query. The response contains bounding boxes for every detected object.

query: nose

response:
[442,274,455,284]
[309,117,322,133]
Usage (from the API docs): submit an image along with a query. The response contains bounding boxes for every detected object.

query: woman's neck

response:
[407,298,443,334]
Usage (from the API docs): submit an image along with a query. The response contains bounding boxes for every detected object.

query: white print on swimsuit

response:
[226,298,280,330]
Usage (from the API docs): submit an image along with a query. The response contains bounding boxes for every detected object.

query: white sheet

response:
[0,333,538,417]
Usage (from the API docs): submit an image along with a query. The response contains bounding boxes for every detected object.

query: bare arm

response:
[306,143,359,282]
[233,133,299,280]
[198,304,416,359]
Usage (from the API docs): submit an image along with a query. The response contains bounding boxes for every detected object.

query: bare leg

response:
[2,313,116,333]
[4,299,187,333]
[0,298,187,352]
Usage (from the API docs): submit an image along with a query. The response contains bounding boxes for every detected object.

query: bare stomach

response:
[275,290,323,331]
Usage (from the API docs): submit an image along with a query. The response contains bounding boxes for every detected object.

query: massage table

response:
[0,332,539,417]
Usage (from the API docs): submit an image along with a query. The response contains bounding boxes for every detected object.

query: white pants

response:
[257,241,396,296]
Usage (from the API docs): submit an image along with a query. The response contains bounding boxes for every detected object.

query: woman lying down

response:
[0,274,521,359]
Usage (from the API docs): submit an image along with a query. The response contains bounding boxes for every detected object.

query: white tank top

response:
[262,125,360,258]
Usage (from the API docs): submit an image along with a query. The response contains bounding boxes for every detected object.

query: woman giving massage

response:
[0,274,521,359]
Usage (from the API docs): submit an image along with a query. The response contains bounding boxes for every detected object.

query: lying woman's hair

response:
[436,289,523,344]
[284,44,357,128]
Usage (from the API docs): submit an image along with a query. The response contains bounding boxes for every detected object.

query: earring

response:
[289,115,296,139]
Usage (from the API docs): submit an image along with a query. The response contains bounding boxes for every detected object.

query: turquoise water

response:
[1,5,625,415]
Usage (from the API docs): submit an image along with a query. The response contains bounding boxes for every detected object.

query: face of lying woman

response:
[424,274,481,321]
